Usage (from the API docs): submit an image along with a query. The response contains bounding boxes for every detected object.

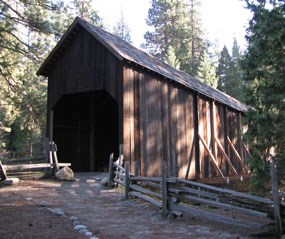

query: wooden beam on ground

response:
[176,178,273,205]
[4,163,71,171]
[129,184,162,198]
[198,134,224,178]
[169,202,265,228]
[214,136,238,175]
[129,191,162,208]
[227,137,247,172]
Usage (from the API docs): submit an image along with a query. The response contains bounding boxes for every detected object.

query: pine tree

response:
[0,0,92,157]
[230,38,245,101]
[197,51,218,88]
[241,0,285,185]
[113,11,132,43]
[217,45,232,93]
[164,46,181,69]
[143,0,205,77]
[71,0,103,26]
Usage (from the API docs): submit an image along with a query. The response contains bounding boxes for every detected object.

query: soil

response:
[0,173,274,239]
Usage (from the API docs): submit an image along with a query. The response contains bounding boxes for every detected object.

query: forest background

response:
[0,0,284,187]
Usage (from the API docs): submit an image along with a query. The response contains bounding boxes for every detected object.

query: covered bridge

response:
[38,17,251,180]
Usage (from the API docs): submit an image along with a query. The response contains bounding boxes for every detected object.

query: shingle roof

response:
[37,17,249,112]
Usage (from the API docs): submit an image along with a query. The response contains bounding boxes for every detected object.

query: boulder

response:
[47,207,65,216]
[74,225,87,231]
[55,166,74,181]
[100,177,108,186]
[4,178,19,186]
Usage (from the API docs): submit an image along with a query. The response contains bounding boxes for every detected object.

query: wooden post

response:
[49,110,54,142]
[124,161,129,200]
[108,153,114,188]
[270,160,282,236]
[162,160,168,218]
[134,160,139,176]
[0,160,7,180]
[51,141,59,172]
[119,144,124,166]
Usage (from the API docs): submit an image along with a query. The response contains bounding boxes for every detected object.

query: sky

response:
[94,0,252,51]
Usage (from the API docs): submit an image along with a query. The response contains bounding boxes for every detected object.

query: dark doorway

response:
[53,90,119,172]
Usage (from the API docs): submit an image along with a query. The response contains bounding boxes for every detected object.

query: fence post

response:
[125,161,129,200]
[270,160,282,236]
[162,160,168,218]
[108,153,114,188]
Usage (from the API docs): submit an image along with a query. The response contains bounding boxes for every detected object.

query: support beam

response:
[198,134,224,178]
[214,136,238,175]
[227,137,247,172]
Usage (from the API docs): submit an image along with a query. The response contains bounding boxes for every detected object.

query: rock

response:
[74,224,87,231]
[73,220,80,226]
[39,200,47,207]
[47,208,65,216]
[100,177,108,186]
[79,228,89,234]
[55,166,74,181]
[4,178,19,185]
[85,231,93,236]
[90,236,99,239]
[70,216,78,221]
[281,235,285,239]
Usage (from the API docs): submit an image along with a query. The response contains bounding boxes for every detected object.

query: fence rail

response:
[109,155,282,234]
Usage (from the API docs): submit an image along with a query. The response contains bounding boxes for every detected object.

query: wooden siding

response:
[47,26,121,111]
[122,64,247,179]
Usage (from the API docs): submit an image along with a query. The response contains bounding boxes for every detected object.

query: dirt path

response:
[0,173,271,239]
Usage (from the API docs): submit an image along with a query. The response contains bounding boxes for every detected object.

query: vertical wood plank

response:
[108,153,114,188]
[49,110,54,142]
[134,71,141,175]
[89,95,95,171]
[124,161,129,200]
[161,82,171,175]
[169,87,178,176]
[134,160,139,176]
[162,160,168,218]
[193,94,200,179]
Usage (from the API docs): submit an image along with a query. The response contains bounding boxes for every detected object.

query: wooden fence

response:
[0,141,70,180]
[108,155,284,236]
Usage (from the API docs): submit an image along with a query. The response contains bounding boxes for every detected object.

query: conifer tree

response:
[217,45,232,93]
[71,0,103,26]
[242,0,285,185]
[143,0,205,77]
[0,0,104,157]
[113,11,132,43]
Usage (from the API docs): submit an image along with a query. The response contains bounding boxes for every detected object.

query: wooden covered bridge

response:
[37,17,251,181]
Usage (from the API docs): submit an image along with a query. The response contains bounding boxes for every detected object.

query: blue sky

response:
[95,0,252,51]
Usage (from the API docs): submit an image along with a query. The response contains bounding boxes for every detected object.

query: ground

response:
[0,173,273,239]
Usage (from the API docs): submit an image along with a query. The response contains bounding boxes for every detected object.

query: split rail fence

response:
[0,141,70,180]
[108,153,284,235]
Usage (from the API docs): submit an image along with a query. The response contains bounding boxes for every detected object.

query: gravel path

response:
[0,173,271,239]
